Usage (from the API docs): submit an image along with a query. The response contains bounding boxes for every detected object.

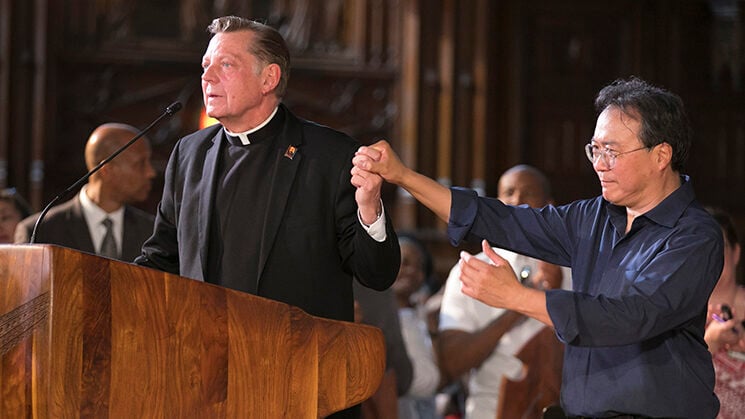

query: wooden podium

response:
[0,245,385,418]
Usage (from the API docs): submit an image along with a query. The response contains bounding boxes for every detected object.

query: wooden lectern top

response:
[0,244,385,418]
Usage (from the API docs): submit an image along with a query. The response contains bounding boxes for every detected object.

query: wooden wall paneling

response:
[689,104,745,208]
[703,0,744,95]
[518,0,642,204]
[49,61,199,214]
[528,104,597,202]
[55,0,212,63]
[663,0,708,90]
[25,0,267,211]
[436,0,455,192]
[451,1,475,192]
[467,0,506,200]
[0,0,10,188]
[647,1,682,85]
[395,0,422,231]
[674,0,745,213]
[47,5,204,213]
[276,0,399,133]
[415,0,492,282]
[284,70,396,140]
[29,0,49,210]
[369,0,386,65]
[385,0,402,68]
[470,0,489,196]
[37,0,237,212]
[350,0,367,65]
[274,1,403,220]
[5,1,37,201]
[411,0,442,230]
[275,0,367,69]
[277,3,399,139]
[495,0,527,193]
[437,0,486,276]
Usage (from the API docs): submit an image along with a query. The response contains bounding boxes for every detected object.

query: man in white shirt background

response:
[437,164,571,419]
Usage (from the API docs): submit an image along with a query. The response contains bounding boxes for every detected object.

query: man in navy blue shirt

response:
[352,77,722,418]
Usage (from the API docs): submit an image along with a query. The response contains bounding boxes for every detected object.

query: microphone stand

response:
[29,101,182,244]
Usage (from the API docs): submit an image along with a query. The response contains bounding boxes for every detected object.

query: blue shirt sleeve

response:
[448,186,573,267]
[447,184,724,347]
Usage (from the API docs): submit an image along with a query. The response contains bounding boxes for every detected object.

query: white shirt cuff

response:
[358,201,387,242]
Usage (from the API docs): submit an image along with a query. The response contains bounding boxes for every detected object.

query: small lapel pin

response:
[284,145,297,160]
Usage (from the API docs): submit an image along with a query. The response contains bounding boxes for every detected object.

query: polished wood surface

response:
[0,244,385,418]
[496,326,564,419]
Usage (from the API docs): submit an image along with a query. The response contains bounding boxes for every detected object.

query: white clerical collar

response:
[223,106,279,145]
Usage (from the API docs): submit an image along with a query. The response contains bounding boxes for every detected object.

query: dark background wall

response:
[2,0,743,281]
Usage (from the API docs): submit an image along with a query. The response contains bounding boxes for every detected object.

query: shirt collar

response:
[79,185,125,226]
[643,175,694,228]
[224,106,279,145]
[606,174,694,230]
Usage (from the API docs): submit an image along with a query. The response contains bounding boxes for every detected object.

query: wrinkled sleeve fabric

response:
[547,227,723,346]
[448,186,573,267]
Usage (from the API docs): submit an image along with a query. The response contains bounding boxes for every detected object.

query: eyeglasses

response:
[584,143,649,169]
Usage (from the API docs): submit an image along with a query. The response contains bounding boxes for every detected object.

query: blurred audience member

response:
[0,188,31,243]
[394,234,442,419]
[704,207,745,419]
[15,123,156,261]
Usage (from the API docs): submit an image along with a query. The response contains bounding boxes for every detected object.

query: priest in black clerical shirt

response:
[136,17,400,328]
[136,18,400,418]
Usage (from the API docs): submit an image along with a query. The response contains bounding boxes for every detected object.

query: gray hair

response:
[207,16,291,97]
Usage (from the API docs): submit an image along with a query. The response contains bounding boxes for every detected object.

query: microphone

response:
[29,101,182,244]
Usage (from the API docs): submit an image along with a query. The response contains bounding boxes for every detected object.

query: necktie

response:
[99,218,119,259]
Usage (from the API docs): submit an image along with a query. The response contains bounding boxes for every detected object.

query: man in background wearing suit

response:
[15,122,156,262]
[134,17,400,418]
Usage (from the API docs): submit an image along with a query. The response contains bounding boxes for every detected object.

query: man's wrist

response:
[360,203,382,227]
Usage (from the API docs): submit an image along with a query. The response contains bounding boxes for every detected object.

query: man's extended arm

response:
[353,140,452,223]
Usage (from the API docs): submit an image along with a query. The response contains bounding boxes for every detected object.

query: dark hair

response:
[207,16,291,97]
[595,77,691,172]
[705,206,739,248]
[0,188,32,219]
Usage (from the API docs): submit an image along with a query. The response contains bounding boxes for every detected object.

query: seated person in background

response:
[703,207,745,419]
[437,165,571,419]
[15,123,156,261]
[0,188,32,243]
[394,234,442,419]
